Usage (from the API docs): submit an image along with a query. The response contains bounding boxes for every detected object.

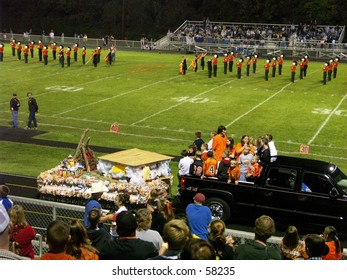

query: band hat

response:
[0,204,10,233]
[86,181,109,194]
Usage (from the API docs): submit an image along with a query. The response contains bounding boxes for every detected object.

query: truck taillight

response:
[180,177,185,186]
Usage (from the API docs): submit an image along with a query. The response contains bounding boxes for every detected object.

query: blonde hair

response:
[9,205,28,228]
[163,219,190,250]
[135,208,152,231]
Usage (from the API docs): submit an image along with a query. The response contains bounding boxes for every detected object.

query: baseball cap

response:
[0,203,10,233]
[12,93,17,96]
[194,193,206,203]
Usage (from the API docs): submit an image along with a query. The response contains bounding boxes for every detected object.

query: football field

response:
[0,48,346,185]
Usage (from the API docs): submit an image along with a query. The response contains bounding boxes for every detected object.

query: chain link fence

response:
[9,195,347,259]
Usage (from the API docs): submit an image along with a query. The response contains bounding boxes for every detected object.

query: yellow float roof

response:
[98,148,173,167]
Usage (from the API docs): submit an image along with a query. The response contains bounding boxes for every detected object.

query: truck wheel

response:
[205,197,231,222]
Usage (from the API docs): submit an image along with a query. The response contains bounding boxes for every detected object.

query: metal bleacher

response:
[158,20,346,60]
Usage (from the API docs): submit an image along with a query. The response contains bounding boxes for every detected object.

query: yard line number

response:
[46,86,83,92]
[312,108,347,117]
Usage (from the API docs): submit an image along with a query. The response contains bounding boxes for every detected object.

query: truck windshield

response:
[332,168,347,195]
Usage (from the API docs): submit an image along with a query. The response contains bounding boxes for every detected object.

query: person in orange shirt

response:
[66,220,99,260]
[223,53,228,74]
[16,41,22,60]
[322,226,343,260]
[201,143,209,162]
[10,39,16,56]
[252,53,258,74]
[58,45,64,67]
[246,56,251,76]
[290,60,297,83]
[212,125,228,162]
[234,135,255,160]
[43,45,49,65]
[23,44,29,63]
[73,43,78,62]
[202,151,218,178]
[246,155,262,182]
[236,57,243,79]
[29,40,35,58]
[333,57,339,79]
[96,46,101,63]
[271,57,277,77]
[0,43,4,62]
[264,59,270,81]
[51,42,57,60]
[37,220,76,260]
[303,54,309,77]
[322,61,329,85]
[299,57,305,79]
[327,58,333,81]
[212,54,218,77]
[66,46,71,67]
[82,46,87,64]
[37,40,43,61]
[228,160,240,183]
[278,54,284,75]
[228,51,234,72]
[227,137,236,159]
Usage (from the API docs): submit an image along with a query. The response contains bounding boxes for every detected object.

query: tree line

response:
[1,0,345,41]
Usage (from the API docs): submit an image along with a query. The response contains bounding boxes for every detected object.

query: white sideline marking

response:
[308,94,347,145]
[131,80,235,125]
[2,118,345,161]
[225,82,293,127]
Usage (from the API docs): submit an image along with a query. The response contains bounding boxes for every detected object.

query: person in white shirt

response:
[178,149,193,180]
[266,134,277,162]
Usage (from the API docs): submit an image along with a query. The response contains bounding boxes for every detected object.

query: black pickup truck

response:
[177,156,347,236]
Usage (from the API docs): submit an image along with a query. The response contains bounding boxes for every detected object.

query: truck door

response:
[255,167,300,225]
[294,171,347,232]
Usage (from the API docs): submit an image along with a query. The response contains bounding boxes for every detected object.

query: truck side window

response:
[302,172,333,195]
[265,168,295,190]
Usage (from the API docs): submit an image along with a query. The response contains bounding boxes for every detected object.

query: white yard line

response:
[308,94,347,145]
[131,79,235,125]
[225,82,293,128]
[53,74,183,117]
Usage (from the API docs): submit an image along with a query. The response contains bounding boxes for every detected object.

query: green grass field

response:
[0,47,346,192]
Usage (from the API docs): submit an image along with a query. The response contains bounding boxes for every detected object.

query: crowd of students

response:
[179,126,277,184]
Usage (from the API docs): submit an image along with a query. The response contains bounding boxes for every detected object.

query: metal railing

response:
[9,195,347,259]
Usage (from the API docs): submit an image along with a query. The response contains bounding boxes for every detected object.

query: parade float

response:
[37,129,173,210]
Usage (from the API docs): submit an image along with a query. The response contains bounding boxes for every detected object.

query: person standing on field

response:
[264,59,270,81]
[10,93,20,128]
[290,61,297,83]
[25,92,38,130]
[0,43,4,61]
[322,61,329,85]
